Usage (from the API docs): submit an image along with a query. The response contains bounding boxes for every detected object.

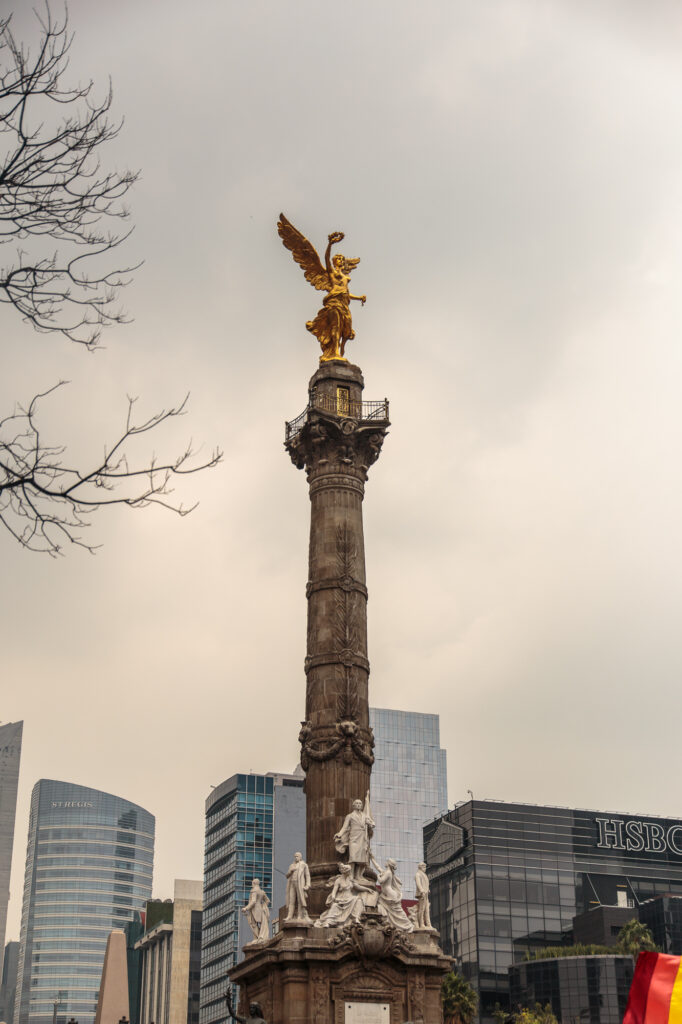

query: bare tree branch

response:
[0,383,223,555]
[1,4,223,554]
[0,4,139,346]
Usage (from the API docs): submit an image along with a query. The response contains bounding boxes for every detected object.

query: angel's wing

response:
[278,213,330,291]
[341,256,361,274]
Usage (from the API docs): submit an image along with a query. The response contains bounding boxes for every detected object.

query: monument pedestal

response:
[228,353,449,1022]
[229,916,451,1024]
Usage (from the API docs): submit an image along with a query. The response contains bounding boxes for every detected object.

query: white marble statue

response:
[415,862,432,930]
[285,852,311,921]
[314,864,373,928]
[370,855,414,932]
[242,878,270,941]
[334,791,375,880]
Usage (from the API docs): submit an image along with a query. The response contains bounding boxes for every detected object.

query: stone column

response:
[285,360,389,914]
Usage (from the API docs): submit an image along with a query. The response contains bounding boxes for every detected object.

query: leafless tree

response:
[0,5,221,555]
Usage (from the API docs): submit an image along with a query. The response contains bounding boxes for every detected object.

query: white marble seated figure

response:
[241,878,270,941]
[314,863,374,927]
[370,855,414,932]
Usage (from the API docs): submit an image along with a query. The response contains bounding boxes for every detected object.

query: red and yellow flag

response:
[624,953,682,1024]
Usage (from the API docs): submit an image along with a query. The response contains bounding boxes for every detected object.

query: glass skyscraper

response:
[424,799,682,1022]
[369,708,448,897]
[199,772,304,1024]
[0,721,23,958]
[14,780,154,1024]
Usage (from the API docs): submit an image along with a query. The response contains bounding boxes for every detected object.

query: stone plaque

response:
[344,1003,389,1024]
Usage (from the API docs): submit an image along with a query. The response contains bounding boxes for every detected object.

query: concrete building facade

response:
[136,880,202,1024]
[0,942,19,1024]
[14,780,154,1024]
[0,723,23,960]
[369,708,447,897]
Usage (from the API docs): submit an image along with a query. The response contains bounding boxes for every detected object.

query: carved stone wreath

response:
[298,720,374,771]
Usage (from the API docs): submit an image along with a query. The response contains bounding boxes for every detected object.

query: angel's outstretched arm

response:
[349,293,367,304]
[325,231,345,276]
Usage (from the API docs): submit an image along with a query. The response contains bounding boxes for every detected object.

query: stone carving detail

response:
[310,967,328,1023]
[241,879,270,942]
[327,913,416,965]
[332,523,361,658]
[409,973,426,1023]
[298,720,374,771]
[285,408,387,479]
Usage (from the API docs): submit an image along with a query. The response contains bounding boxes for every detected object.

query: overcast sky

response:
[4,0,682,941]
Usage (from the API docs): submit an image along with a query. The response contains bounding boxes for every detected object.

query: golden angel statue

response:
[277,213,366,361]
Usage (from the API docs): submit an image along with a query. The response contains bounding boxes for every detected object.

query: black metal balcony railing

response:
[285,394,389,442]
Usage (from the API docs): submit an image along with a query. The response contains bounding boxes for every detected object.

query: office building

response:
[199,772,304,1024]
[369,708,447,897]
[638,895,682,955]
[1,942,19,1024]
[14,780,154,1024]
[136,880,202,1024]
[509,954,634,1024]
[124,913,145,1024]
[0,723,23,959]
[572,905,636,947]
[424,799,682,1022]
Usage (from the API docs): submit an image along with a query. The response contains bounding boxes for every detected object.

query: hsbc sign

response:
[596,817,682,855]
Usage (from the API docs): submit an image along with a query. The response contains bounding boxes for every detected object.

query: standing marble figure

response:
[415,862,432,930]
[242,879,270,942]
[334,791,374,880]
[285,852,311,921]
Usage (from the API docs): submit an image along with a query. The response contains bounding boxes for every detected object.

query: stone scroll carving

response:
[286,409,387,478]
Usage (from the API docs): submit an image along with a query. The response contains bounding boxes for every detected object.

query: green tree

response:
[616,919,658,957]
[441,971,478,1024]
[495,1003,559,1024]
[515,1005,559,1024]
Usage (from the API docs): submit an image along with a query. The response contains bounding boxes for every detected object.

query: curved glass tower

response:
[14,780,154,1024]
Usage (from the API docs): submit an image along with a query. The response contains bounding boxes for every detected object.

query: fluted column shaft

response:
[286,360,388,915]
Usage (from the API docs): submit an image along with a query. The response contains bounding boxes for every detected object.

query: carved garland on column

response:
[298,720,374,771]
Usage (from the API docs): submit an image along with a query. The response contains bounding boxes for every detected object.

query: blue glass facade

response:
[369,708,448,897]
[14,780,154,1024]
[199,772,304,1024]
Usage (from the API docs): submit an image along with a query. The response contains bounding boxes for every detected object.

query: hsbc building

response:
[423,800,682,1022]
